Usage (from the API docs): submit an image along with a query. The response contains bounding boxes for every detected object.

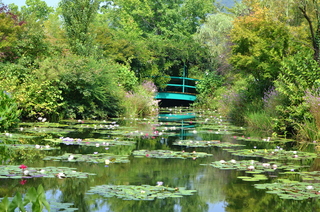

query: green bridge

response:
[155,76,199,103]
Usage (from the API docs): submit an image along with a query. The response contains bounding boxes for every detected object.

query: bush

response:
[0,90,21,131]
[0,61,63,121]
[57,55,123,119]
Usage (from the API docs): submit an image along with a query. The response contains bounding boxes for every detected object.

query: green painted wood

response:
[166,84,196,89]
[156,92,196,101]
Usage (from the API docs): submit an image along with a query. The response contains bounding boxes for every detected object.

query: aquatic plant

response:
[132,149,213,159]
[225,149,318,160]
[0,185,50,212]
[255,179,320,200]
[86,184,197,200]
[43,153,130,164]
[173,140,245,148]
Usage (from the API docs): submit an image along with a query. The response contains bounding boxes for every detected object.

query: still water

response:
[0,107,319,212]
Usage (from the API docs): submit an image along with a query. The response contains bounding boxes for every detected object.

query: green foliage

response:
[274,50,320,135]
[244,111,273,137]
[100,0,215,79]
[0,185,50,212]
[115,65,138,91]
[0,4,25,62]
[0,61,63,120]
[59,0,100,56]
[230,4,292,90]
[194,71,224,109]
[21,0,54,21]
[56,55,123,119]
[0,90,20,131]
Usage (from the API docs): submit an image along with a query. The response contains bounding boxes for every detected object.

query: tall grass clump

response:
[244,111,273,137]
[121,81,159,118]
[296,89,320,145]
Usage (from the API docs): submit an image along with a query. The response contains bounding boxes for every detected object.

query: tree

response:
[0,4,25,62]
[21,0,54,21]
[229,3,293,93]
[59,0,100,56]
[100,0,215,79]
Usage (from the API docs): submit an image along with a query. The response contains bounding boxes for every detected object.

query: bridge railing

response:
[160,76,199,94]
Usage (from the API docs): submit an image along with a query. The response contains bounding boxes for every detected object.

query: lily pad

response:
[86,184,196,200]
[299,171,320,182]
[0,165,95,179]
[43,153,130,164]
[254,180,320,200]
[132,150,212,159]
[225,149,318,160]
[173,140,245,148]
[205,159,284,173]
[45,137,135,146]
[0,144,59,151]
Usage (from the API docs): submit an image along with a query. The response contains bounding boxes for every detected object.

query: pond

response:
[0,107,319,211]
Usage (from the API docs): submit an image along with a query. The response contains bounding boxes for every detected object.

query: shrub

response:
[57,56,123,119]
[0,90,21,131]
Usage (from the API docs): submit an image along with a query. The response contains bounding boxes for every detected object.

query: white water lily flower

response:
[105,159,110,165]
[156,181,163,186]
[247,165,255,171]
[56,173,66,179]
[306,186,314,190]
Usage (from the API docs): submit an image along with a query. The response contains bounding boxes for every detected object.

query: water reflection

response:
[0,108,318,211]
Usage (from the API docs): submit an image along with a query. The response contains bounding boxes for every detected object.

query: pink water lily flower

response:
[19,164,28,170]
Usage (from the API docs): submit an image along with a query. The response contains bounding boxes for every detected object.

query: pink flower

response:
[19,164,28,170]
[146,154,150,157]
[20,180,27,185]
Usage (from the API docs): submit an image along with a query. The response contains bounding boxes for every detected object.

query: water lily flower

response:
[23,170,29,175]
[272,164,278,169]
[247,165,255,171]
[230,159,237,163]
[146,154,150,157]
[96,143,100,147]
[19,164,28,170]
[141,190,145,194]
[45,145,50,149]
[35,144,41,149]
[20,180,27,185]
[262,163,270,168]
[219,160,226,164]
[306,186,314,190]
[156,181,163,186]
[94,152,98,154]
[105,159,110,165]
[68,155,74,161]
[56,173,66,179]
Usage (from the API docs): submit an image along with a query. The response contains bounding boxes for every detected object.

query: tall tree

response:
[59,0,100,56]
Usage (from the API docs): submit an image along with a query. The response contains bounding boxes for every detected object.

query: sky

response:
[2,0,60,8]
